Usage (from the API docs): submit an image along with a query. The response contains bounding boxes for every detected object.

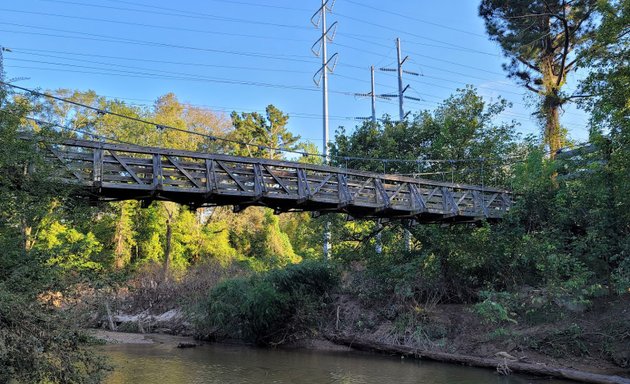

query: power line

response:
[5,57,325,93]
[333,11,499,57]
[0,21,523,97]
[107,0,311,12]
[344,0,488,39]
[0,8,312,43]
[10,48,311,74]
[0,23,316,61]
[12,47,554,122]
[37,0,311,30]
[32,0,501,58]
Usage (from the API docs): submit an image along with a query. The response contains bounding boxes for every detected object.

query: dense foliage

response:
[0,87,109,383]
[193,261,338,345]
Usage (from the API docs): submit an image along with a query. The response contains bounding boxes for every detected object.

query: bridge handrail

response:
[40,137,510,195]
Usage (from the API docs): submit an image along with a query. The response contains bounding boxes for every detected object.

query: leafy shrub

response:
[473,291,517,325]
[193,260,338,345]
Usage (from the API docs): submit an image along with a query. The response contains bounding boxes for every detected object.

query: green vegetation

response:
[0,1,628,381]
[194,261,338,345]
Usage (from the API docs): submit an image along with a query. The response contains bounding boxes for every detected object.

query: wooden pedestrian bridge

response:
[39,137,512,222]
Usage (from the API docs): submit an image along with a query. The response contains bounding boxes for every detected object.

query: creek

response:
[100,341,571,383]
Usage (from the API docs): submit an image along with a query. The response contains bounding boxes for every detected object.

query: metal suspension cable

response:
[2,81,506,165]
[3,111,135,145]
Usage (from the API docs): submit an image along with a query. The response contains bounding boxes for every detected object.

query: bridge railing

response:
[41,138,512,221]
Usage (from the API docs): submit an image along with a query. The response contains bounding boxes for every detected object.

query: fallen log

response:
[328,335,630,384]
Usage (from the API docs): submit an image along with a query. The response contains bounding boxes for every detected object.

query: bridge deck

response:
[41,138,512,222]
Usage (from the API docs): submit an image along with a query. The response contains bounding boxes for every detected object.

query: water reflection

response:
[100,342,569,384]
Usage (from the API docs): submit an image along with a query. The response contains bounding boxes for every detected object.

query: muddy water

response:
[101,342,571,384]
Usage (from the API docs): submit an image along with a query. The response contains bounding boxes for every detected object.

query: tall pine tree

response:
[479,0,598,157]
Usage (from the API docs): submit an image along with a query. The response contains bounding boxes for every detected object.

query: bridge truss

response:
[41,138,512,223]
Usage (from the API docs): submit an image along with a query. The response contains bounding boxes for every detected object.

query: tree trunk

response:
[541,53,565,159]
[21,221,34,252]
[162,217,172,282]
[113,213,127,269]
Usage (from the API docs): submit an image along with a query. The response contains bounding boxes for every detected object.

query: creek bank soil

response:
[92,295,628,382]
[324,294,629,379]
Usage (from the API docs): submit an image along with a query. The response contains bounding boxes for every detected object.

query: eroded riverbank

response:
[94,332,577,384]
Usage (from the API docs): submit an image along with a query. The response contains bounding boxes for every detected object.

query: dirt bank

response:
[88,289,628,382]
[325,294,630,379]
[88,329,197,345]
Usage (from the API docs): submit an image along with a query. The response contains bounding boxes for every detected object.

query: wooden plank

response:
[296,168,311,202]
[93,148,103,187]
[167,156,202,189]
[216,160,248,192]
[109,150,144,185]
[408,184,428,213]
[47,145,85,181]
[374,179,390,209]
[472,190,489,217]
[152,154,163,190]
[253,163,266,198]
[311,174,333,196]
[456,191,470,206]
[500,193,512,211]
[442,187,459,214]
[351,177,374,198]
[388,182,407,203]
[337,174,352,207]
[263,164,291,194]
[205,159,216,193]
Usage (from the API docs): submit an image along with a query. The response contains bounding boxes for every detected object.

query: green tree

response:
[479,0,598,157]
[230,105,300,159]
[0,85,108,382]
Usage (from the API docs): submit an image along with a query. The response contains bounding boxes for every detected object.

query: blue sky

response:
[1,0,591,153]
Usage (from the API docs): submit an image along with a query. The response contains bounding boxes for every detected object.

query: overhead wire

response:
[0,23,316,61]
[343,0,488,39]
[9,48,311,74]
[34,0,503,57]
[37,0,311,30]
[0,8,312,43]
[5,1,591,134]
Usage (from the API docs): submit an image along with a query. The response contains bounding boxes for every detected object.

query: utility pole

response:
[0,46,10,84]
[370,65,376,122]
[354,65,388,255]
[312,0,338,260]
[355,66,389,123]
[380,38,420,251]
[396,38,405,121]
[354,66,389,255]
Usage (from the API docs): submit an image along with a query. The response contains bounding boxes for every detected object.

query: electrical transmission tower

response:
[379,38,421,122]
[312,0,338,260]
[380,38,421,251]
